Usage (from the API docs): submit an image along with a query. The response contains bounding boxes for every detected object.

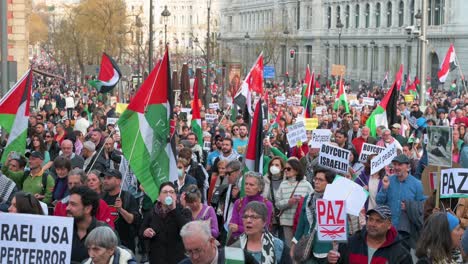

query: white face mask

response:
[177,169,184,178]
[270,166,281,175]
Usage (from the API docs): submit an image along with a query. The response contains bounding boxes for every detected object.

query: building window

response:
[345,5,350,28]
[228,16,232,31]
[387,2,392,27]
[355,4,360,28]
[376,3,381,28]
[384,46,390,71]
[410,0,415,25]
[363,46,368,70]
[327,6,332,29]
[398,1,404,27]
[353,46,358,69]
[336,6,341,26]
[365,4,370,28]
[434,0,444,25]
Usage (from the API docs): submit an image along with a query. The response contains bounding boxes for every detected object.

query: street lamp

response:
[324,41,330,78]
[336,18,344,64]
[161,5,171,46]
[135,16,143,88]
[415,9,422,79]
[370,40,376,89]
[244,32,250,75]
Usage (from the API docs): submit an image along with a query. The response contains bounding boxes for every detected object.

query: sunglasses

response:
[284,167,293,171]
[226,170,238,176]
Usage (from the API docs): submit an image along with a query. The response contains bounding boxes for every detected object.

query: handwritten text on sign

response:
[359,143,385,163]
[286,121,308,147]
[318,143,350,175]
[0,214,73,264]
[440,169,468,198]
[310,129,332,148]
[370,143,397,175]
[316,199,347,241]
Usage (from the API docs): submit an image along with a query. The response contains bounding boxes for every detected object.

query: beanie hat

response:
[447,213,460,232]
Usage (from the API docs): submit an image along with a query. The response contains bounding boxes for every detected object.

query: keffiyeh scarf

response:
[239,230,276,264]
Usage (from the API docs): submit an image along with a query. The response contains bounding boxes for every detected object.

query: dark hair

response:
[223,137,233,147]
[30,134,47,152]
[335,130,348,138]
[178,147,193,161]
[69,186,100,216]
[416,212,454,262]
[13,192,44,215]
[187,132,198,141]
[53,156,71,171]
[184,184,202,203]
[286,159,305,181]
[244,201,268,222]
[159,181,177,195]
[267,156,285,179]
[314,168,336,183]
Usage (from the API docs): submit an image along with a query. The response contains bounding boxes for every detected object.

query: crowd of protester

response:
[2,71,468,264]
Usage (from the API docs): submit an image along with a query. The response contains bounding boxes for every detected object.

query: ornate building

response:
[220,0,468,88]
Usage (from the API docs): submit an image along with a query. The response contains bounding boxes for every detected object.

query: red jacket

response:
[54,198,115,229]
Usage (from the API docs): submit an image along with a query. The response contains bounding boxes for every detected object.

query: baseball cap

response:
[391,123,401,129]
[101,169,122,179]
[392,154,410,164]
[367,205,392,220]
[29,151,44,160]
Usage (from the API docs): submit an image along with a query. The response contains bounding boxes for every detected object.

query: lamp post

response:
[161,5,171,46]
[149,0,153,72]
[135,16,143,88]
[415,9,422,79]
[370,40,376,89]
[419,0,428,107]
[283,29,289,84]
[244,32,250,76]
[337,18,344,65]
[324,41,330,78]
[206,0,212,107]
[1,0,8,96]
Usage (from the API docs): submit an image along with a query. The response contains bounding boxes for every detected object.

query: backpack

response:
[22,171,49,195]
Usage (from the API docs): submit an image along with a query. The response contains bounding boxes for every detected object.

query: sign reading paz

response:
[318,143,350,175]
[359,143,385,163]
[316,199,347,241]
[440,169,468,198]
[0,214,73,264]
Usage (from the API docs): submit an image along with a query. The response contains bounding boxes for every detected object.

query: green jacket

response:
[22,171,55,205]
[1,166,25,189]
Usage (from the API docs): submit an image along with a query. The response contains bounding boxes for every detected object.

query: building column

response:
[377,44,385,80]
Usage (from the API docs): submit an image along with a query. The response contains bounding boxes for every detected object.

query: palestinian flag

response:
[333,76,349,113]
[234,53,263,118]
[366,65,403,136]
[301,66,311,108]
[305,71,315,118]
[243,99,264,197]
[117,48,177,202]
[406,75,418,97]
[438,44,457,83]
[88,53,121,93]
[191,77,203,145]
[0,70,33,164]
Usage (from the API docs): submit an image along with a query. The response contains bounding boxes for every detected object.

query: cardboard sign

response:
[331,64,346,76]
[324,176,369,216]
[318,143,350,175]
[304,118,319,130]
[286,121,308,147]
[0,214,73,264]
[106,117,118,125]
[205,114,218,124]
[209,103,219,110]
[316,199,347,241]
[440,169,468,198]
[370,143,397,175]
[316,106,327,115]
[404,94,414,102]
[359,143,385,163]
[310,129,332,148]
[116,103,128,114]
[362,97,375,106]
[275,96,286,104]
[427,126,452,167]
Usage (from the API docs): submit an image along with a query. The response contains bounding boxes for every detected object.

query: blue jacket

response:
[376,174,426,228]
[460,145,468,168]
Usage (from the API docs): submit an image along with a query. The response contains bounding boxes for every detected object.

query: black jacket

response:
[84,152,108,173]
[178,247,258,264]
[140,204,192,264]
[336,226,413,264]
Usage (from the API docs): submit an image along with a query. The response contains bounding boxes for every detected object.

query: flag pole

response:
[454,53,468,94]
[85,129,116,175]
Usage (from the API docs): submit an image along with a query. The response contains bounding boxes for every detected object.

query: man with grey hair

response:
[82,141,108,173]
[60,139,84,169]
[377,128,403,153]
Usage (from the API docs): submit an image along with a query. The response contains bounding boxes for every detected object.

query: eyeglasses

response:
[284,167,292,171]
[185,241,209,258]
[226,170,238,176]
[314,178,326,183]
[242,214,262,220]
[45,135,51,138]
[161,190,175,195]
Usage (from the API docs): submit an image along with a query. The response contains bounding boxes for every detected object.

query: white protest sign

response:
[316,106,327,115]
[286,99,293,106]
[209,103,219,110]
[359,143,385,163]
[0,214,73,264]
[106,117,118,125]
[275,96,286,104]
[440,169,468,198]
[318,143,350,175]
[370,143,397,175]
[324,176,369,216]
[310,129,332,148]
[286,121,308,147]
[181,108,192,113]
[316,199,347,241]
[205,114,218,124]
[363,97,375,106]
[293,95,302,106]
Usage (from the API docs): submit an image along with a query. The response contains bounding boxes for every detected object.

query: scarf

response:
[239,230,276,264]
[154,201,171,219]
[0,174,15,203]
[306,191,323,230]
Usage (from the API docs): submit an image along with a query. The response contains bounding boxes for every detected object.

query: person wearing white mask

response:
[262,157,286,238]
[174,158,198,194]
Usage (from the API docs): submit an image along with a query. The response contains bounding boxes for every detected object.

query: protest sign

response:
[331,64,346,76]
[116,103,128,114]
[181,108,192,113]
[324,176,369,216]
[205,114,218,124]
[286,99,293,106]
[275,96,286,104]
[310,129,332,148]
[316,106,327,115]
[106,117,118,125]
[427,126,452,167]
[318,143,350,175]
[293,95,302,106]
[359,143,385,163]
[286,121,308,147]
[304,118,319,130]
[440,168,468,198]
[370,143,397,175]
[0,214,73,264]
[421,164,461,196]
[408,116,419,129]
[316,199,347,241]
[209,103,219,110]
[363,97,375,106]
[404,94,414,102]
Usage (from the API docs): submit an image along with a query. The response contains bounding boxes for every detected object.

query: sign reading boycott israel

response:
[316,199,347,241]
[440,169,468,198]
[359,143,385,163]
[318,143,350,175]
[370,143,397,175]
[0,214,73,264]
